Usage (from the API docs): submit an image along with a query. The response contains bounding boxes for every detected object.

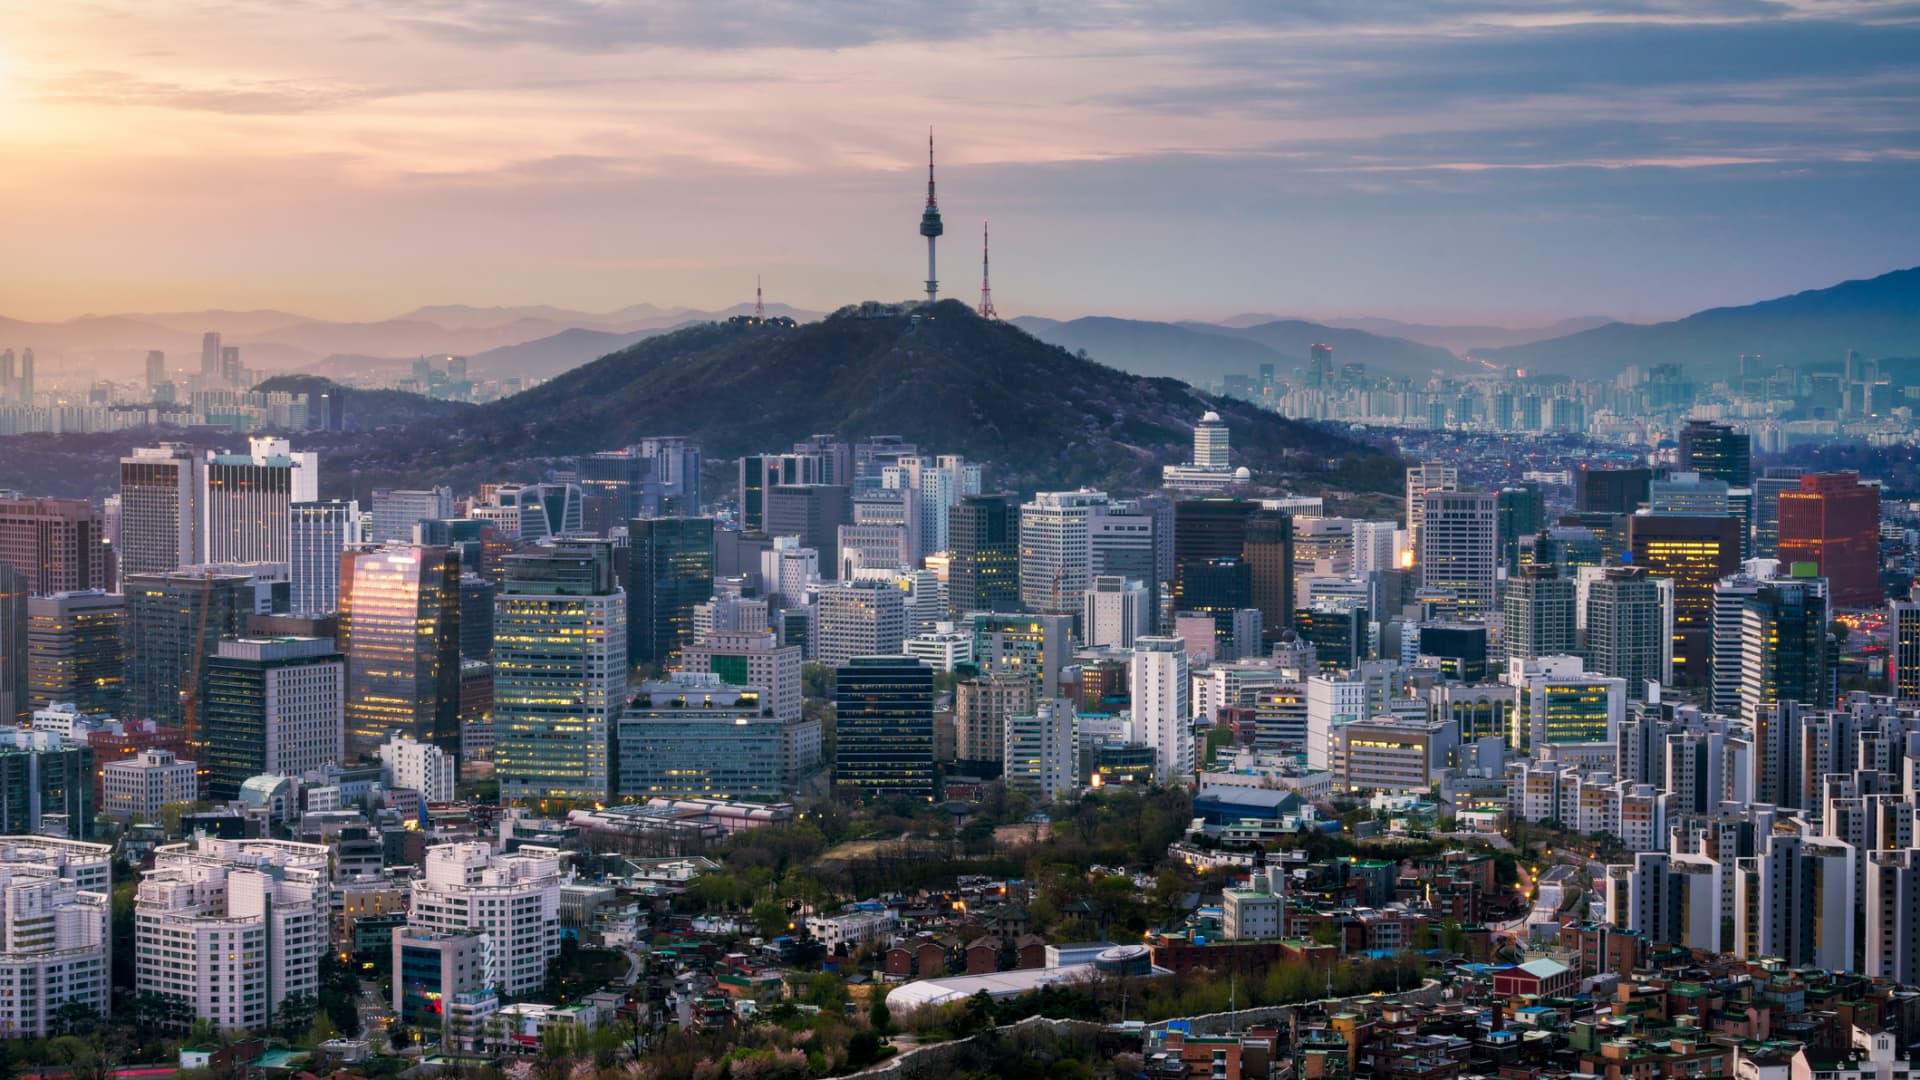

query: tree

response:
[1831,619,1852,649]
[868,994,892,1036]
[274,993,320,1040]
[752,900,790,939]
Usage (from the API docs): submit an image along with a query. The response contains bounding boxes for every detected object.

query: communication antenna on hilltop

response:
[918,128,944,302]
[755,276,764,320]
[978,220,998,319]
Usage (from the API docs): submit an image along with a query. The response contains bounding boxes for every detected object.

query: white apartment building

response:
[379,734,457,803]
[407,843,561,998]
[102,748,198,821]
[804,908,896,955]
[1004,700,1076,803]
[135,837,331,1031]
[1222,882,1283,941]
[0,838,112,1038]
[1131,637,1193,785]
[1305,675,1367,770]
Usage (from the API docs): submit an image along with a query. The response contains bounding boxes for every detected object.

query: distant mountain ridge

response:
[1473,266,1920,377]
[311,300,1400,499]
[1011,314,1462,383]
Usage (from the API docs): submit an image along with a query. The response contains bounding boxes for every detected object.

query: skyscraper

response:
[370,487,453,545]
[288,500,362,616]
[1131,637,1192,784]
[339,546,462,755]
[764,484,852,578]
[834,655,935,798]
[1585,566,1665,697]
[626,517,713,668]
[200,331,221,376]
[1777,471,1881,608]
[0,496,110,595]
[121,570,253,729]
[1018,490,1102,615]
[1892,593,1920,702]
[1417,490,1498,619]
[1244,511,1294,644]
[816,581,908,667]
[1404,460,1458,549]
[1679,419,1752,487]
[0,566,24,726]
[202,637,345,800]
[1084,576,1150,648]
[1738,578,1831,723]
[118,444,205,575]
[203,438,318,565]
[26,591,124,715]
[1628,514,1741,686]
[494,542,627,805]
[1576,467,1651,516]
[1503,563,1577,664]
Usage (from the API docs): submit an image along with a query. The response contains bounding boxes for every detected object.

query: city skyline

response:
[5,2,1918,324]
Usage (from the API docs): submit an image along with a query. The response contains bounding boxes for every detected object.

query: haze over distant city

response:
[5,0,1918,325]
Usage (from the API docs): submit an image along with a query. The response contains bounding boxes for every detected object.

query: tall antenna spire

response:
[918,127,944,303]
[755,275,764,320]
[978,219,997,319]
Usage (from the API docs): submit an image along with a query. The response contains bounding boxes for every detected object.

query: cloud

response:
[35,69,399,114]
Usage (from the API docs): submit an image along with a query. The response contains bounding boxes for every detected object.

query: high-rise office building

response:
[378,733,458,803]
[1709,574,1766,713]
[737,453,824,532]
[339,546,462,755]
[1004,700,1076,802]
[1628,514,1741,686]
[0,838,112,1037]
[118,445,205,575]
[625,517,713,667]
[1018,490,1103,615]
[1496,483,1544,575]
[288,500,361,617]
[949,494,1021,615]
[1404,461,1459,549]
[1738,578,1831,723]
[1091,496,1169,627]
[26,591,124,714]
[202,437,319,565]
[953,671,1035,767]
[816,581,908,667]
[0,496,110,595]
[458,574,496,660]
[121,570,254,729]
[1503,563,1577,664]
[370,487,453,545]
[1084,575,1150,649]
[972,612,1072,697]
[0,567,23,726]
[1176,556,1254,659]
[145,350,166,392]
[1132,637,1192,784]
[1244,511,1294,644]
[404,843,559,998]
[761,536,820,609]
[1507,656,1624,752]
[1585,566,1665,698]
[1417,490,1498,619]
[202,637,345,800]
[136,837,330,1032]
[682,630,803,724]
[833,656,935,798]
[1647,472,1729,516]
[764,484,852,578]
[494,543,627,805]
[1576,468,1651,516]
[1752,466,1806,560]
[1778,472,1881,608]
[1893,594,1920,703]
[0,729,94,837]
[200,332,221,376]
[1679,419,1752,487]
[616,674,817,801]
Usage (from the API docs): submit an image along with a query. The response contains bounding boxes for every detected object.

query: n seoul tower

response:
[919,129,944,302]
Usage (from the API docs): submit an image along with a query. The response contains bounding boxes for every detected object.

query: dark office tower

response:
[0,496,110,595]
[1587,566,1664,699]
[1504,564,1577,664]
[579,449,650,522]
[1419,623,1487,681]
[1309,342,1334,387]
[1892,596,1920,703]
[145,351,166,392]
[0,566,24,725]
[949,494,1021,616]
[1577,468,1652,516]
[1496,484,1544,576]
[121,570,253,729]
[1173,498,1258,613]
[1176,556,1253,651]
[495,542,627,805]
[1752,466,1806,560]
[0,737,91,839]
[1629,514,1741,687]
[793,435,852,487]
[834,655,935,799]
[1739,578,1832,722]
[627,517,713,668]
[737,453,822,532]
[1244,512,1294,644]
[119,444,204,575]
[200,331,221,376]
[458,574,495,660]
[338,546,462,756]
[202,637,345,801]
[1778,472,1881,608]
[763,484,851,578]
[26,591,124,714]
[1678,420,1752,487]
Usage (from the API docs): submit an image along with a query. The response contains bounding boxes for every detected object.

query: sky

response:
[2,0,1918,326]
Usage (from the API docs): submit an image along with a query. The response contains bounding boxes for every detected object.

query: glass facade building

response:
[26,590,125,715]
[626,517,713,668]
[833,656,935,799]
[339,546,462,756]
[493,542,626,806]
